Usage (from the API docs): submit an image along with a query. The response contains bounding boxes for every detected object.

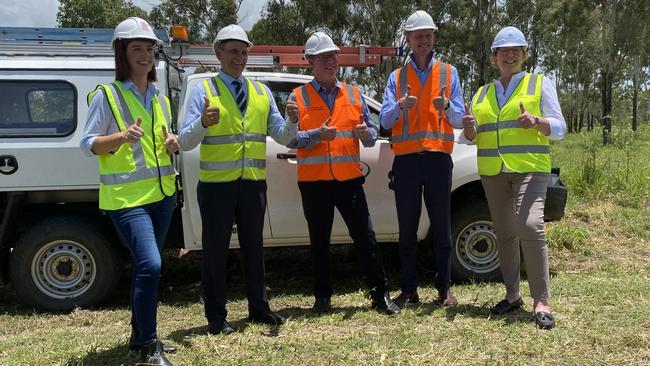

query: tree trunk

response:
[632,72,638,132]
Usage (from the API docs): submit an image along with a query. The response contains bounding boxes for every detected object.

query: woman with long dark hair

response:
[80,17,178,365]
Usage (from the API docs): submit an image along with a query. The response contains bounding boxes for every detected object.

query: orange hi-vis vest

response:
[392,60,454,155]
[293,82,364,182]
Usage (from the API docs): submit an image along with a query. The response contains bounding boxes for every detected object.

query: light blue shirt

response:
[80,81,160,156]
[379,52,465,129]
[178,72,297,150]
[286,79,378,150]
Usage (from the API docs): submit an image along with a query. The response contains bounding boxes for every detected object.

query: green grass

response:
[2,124,650,366]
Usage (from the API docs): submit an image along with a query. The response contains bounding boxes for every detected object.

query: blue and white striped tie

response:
[233,80,246,115]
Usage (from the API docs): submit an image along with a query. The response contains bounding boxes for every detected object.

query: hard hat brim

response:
[491,42,528,52]
[405,25,438,32]
[307,46,340,56]
[215,37,253,47]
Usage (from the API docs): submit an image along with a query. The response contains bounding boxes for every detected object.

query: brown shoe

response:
[392,291,420,307]
[438,290,458,307]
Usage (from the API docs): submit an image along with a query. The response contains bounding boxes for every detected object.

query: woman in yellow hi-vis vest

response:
[462,27,566,330]
[80,18,178,366]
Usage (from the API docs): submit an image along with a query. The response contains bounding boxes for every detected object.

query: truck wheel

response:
[9,215,121,311]
[450,200,502,282]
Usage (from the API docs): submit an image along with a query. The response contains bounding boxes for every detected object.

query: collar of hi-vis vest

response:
[97,81,174,186]
[295,81,359,115]
[202,76,267,147]
[474,73,548,157]
[204,75,264,104]
[392,61,453,144]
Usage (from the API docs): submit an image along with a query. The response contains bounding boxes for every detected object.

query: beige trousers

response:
[481,172,550,300]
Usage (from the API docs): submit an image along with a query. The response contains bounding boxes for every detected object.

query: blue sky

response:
[0,0,265,30]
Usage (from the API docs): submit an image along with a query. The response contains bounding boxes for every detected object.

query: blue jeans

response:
[109,195,175,344]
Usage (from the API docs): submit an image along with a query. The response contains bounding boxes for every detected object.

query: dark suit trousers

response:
[298,177,389,299]
[197,179,270,323]
[392,151,453,293]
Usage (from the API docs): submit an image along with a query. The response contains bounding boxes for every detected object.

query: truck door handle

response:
[276,152,296,159]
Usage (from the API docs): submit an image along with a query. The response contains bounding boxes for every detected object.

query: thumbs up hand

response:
[355,115,369,140]
[517,101,537,129]
[201,96,220,127]
[162,125,180,154]
[462,103,477,141]
[123,117,144,143]
[319,117,337,141]
[432,85,449,111]
[398,84,417,110]
[286,93,299,123]
[462,103,475,129]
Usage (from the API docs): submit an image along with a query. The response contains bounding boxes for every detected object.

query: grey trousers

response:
[481,172,551,300]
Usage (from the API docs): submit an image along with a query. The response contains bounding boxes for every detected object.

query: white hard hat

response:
[213,24,252,47]
[112,17,162,48]
[491,26,528,52]
[404,10,438,32]
[304,32,340,56]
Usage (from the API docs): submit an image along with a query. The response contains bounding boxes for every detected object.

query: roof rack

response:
[0,26,170,58]
[0,27,403,69]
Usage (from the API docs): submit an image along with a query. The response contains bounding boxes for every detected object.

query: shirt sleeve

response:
[178,83,208,151]
[540,76,566,141]
[444,66,465,128]
[379,71,402,129]
[265,84,298,146]
[80,88,118,156]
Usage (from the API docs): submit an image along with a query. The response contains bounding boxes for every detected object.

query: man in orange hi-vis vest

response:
[284,32,400,316]
[379,10,465,307]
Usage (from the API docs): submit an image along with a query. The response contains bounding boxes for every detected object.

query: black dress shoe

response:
[248,310,285,325]
[312,297,331,314]
[490,297,524,315]
[208,320,235,335]
[128,332,177,353]
[534,311,556,330]
[392,291,420,307]
[140,339,173,366]
[371,293,401,315]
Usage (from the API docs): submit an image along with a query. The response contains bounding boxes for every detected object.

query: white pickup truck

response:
[0,27,567,311]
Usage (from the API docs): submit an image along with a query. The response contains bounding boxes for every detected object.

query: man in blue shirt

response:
[179,24,296,335]
[379,10,465,307]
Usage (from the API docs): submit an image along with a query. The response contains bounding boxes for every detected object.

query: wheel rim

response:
[455,220,500,274]
[30,240,97,300]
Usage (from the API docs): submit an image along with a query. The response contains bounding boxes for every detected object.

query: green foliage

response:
[546,223,591,254]
[149,0,239,43]
[551,124,650,205]
[56,0,147,28]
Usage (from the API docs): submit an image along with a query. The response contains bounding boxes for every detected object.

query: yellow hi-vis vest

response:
[471,73,551,176]
[200,76,270,182]
[87,82,176,210]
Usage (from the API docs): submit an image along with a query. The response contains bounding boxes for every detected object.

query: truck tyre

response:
[450,200,502,282]
[9,215,121,311]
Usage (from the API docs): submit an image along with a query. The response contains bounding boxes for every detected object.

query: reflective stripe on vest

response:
[391,61,454,155]
[200,76,269,182]
[294,82,364,182]
[471,73,551,176]
[88,82,176,210]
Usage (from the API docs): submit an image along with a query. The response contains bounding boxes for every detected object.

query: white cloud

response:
[0,0,265,30]
[0,0,59,27]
